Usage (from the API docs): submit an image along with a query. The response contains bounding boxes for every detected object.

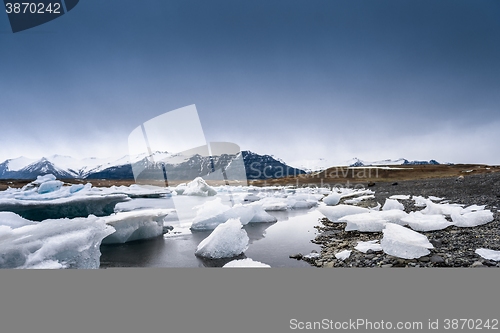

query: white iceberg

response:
[401,211,454,231]
[0,214,115,269]
[382,199,405,211]
[335,250,352,261]
[318,205,369,222]
[380,223,434,259]
[182,177,217,196]
[475,248,500,261]
[223,258,270,267]
[355,240,382,253]
[195,218,249,259]
[100,209,170,244]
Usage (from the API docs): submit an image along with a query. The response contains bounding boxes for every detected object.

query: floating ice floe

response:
[223,258,271,267]
[401,211,454,231]
[195,218,249,259]
[248,204,278,223]
[190,198,257,231]
[0,194,130,221]
[100,209,170,244]
[389,195,411,200]
[99,184,171,198]
[243,193,261,202]
[318,205,369,222]
[475,248,500,261]
[335,250,352,261]
[428,196,444,202]
[451,210,494,227]
[355,240,382,253]
[177,177,217,196]
[382,198,405,211]
[0,174,130,221]
[0,214,114,269]
[380,223,434,259]
[259,197,288,211]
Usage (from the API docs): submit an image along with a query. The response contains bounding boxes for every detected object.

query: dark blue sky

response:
[1,1,499,166]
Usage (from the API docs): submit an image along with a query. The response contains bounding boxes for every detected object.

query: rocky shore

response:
[298,172,500,268]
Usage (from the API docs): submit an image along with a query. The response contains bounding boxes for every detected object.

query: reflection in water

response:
[244,222,275,244]
[100,235,167,268]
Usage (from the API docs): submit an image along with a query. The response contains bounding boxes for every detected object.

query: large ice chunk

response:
[182,177,217,196]
[451,210,494,227]
[340,213,388,232]
[0,215,115,269]
[475,248,500,261]
[318,205,369,222]
[0,194,130,221]
[195,218,249,259]
[223,258,270,267]
[402,211,453,231]
[0,211,34,228]
[380,223,434,259]
[101,209,170,244]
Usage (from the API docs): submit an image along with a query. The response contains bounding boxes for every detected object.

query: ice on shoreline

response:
[318,205,369,222]
[335,250,352,261]
[402,211,454,231]
[380,223,434,259]
[355,240,382,253]
[475,248,500,261]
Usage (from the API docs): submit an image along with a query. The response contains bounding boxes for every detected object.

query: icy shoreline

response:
[307,172,500,268]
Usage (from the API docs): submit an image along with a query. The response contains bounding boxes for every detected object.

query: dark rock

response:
[289,253,303,260]
[430,255,445,263]
[392,182,398,186]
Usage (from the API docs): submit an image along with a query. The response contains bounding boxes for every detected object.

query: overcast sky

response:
[1,0,499,168]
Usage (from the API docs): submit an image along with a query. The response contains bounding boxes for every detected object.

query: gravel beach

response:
[299,172,500,268]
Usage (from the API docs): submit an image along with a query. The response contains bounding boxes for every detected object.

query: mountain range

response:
[0,152,443,181]
[0,151,306,181]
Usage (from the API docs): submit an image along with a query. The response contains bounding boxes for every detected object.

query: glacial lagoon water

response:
[100,196,322,268]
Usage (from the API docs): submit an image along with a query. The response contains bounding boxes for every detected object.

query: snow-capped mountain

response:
[347,157,440,167]
[0,151,306,180]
